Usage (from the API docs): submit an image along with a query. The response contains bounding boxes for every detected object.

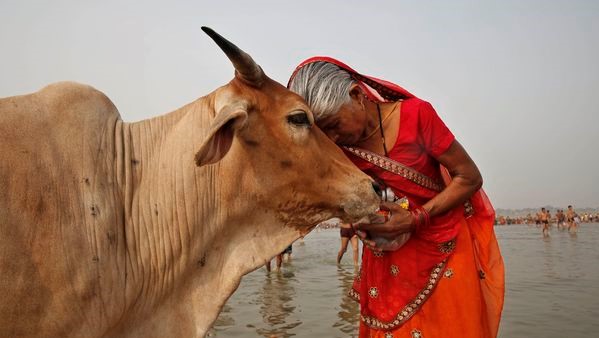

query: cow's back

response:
[0,82,127,337]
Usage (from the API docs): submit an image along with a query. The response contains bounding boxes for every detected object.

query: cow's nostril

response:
[371,181,383,197]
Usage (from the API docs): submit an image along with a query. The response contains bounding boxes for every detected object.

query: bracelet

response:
[411,206,431,232]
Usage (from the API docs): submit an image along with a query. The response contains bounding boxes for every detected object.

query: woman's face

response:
[316,93,368,145]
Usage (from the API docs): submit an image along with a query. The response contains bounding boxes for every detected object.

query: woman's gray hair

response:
[288,62,356,121]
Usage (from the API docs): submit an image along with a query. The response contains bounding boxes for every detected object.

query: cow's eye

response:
[287,111,311,127]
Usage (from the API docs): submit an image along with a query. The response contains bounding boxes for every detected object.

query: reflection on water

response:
[255,271,300,337]
[208,230,361,338]
[334,267,360,337]
[211,271,301,337]
[210,224,599,338]
[213,304,235,329]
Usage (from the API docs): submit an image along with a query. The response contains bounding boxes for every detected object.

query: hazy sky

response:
[1,0,597,209]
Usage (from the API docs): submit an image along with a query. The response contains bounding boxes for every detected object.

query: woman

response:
[288,57,504,338]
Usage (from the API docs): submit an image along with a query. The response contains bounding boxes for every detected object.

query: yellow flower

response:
[398,197,409,210]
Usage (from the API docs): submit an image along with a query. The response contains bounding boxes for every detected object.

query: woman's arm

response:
[423,140,482,217]
[354,140,481,239]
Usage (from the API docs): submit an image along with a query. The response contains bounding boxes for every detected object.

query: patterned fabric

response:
[343,146,444,192]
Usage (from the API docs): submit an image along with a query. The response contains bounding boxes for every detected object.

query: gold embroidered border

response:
[349,288,360,302]
[350,260,447,331]
[343,146,444,192]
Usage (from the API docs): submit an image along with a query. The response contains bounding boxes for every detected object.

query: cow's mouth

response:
[341,205,380,223]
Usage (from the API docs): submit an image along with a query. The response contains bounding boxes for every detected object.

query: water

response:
[498,224,599,337]
[209,224,599,337]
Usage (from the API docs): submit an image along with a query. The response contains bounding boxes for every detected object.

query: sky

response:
[1,0,597,209]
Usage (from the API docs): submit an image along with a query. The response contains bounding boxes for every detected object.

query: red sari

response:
[289,57,505,338]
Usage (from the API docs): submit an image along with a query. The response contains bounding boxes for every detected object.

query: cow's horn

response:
[202,26,265,87]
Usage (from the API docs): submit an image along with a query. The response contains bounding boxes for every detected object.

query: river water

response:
[208,224,599,337]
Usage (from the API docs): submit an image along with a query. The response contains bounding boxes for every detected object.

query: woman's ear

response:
[349,84,363,100]
[349,84,366,111]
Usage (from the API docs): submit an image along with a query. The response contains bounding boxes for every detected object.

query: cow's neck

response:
[119,95,300,325]
[121,96,221,309]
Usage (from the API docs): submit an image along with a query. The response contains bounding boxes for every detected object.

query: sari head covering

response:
[288,56,415,105]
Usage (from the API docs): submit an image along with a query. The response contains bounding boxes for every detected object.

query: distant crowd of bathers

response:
[495,205,598,226]
[314,208,598,232]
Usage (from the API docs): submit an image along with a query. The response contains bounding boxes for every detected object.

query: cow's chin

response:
[341,212,385,227]
[339,193,381,223]
[340,204,380,224]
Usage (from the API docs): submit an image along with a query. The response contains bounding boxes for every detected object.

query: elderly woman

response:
[288,57,504,338]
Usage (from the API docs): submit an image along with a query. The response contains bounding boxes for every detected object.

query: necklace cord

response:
[361,101,397,141]
[377,104,389,157]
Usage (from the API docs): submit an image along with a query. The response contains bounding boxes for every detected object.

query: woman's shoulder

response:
[401,97,435,118]
[402,96,425,105]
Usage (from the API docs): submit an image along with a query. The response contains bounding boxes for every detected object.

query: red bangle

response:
[411,206,431,232]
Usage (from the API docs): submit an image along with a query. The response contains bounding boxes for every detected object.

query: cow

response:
[0,27,380,337]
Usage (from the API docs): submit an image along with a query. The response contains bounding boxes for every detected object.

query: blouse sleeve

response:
[418,101,455,158]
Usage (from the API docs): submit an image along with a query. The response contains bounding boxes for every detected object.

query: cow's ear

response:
[195,104,248,167]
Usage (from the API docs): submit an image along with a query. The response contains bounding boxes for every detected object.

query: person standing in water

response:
[265,245,293,272]
[566,205,578,233]
[338,223,360,268]
[556,209,566,230]
[540,207,550,236]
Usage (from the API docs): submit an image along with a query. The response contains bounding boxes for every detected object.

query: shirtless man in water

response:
[566,205,578,233]
[540,207,550,236]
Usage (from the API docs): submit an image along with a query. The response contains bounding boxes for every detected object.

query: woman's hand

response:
[354,201,415,241]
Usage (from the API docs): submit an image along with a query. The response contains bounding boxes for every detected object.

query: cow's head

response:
[195,27,379,235]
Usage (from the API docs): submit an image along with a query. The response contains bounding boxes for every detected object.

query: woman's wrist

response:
[410,206,431,232]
